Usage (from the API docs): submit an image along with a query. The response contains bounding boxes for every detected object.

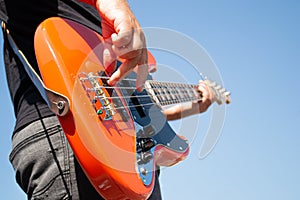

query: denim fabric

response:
[9,116,162,200]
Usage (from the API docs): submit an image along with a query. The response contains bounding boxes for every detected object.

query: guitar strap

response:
[1,21,70,116]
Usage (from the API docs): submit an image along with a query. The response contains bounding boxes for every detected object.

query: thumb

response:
[103,48,117,75]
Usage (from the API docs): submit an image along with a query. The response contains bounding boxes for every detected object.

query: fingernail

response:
[148,64,157,73]
[111,33,117,41]
[103,49,110,56]
[107,79,114,86]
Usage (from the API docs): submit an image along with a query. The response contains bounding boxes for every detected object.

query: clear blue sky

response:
[1,0,300,199]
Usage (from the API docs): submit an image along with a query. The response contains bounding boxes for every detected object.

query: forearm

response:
[163,102,200,121]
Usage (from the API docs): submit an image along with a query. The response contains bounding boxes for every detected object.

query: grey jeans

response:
[9,116,162,200]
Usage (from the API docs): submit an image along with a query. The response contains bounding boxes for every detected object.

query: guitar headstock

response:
[204,79,231,105]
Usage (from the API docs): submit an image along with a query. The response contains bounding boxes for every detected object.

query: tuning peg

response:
[200,73,207,80]
[219,88,226,93]
[203,78,231,105]
[214,85,222,90]
[215,97,223,105]
[224,91,231,104]
[211,82,217,87]
[224,91,231,97]
[206,80,217,88]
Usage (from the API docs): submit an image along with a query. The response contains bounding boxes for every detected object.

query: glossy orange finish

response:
[34,17,189,200]
[35,17,153,200]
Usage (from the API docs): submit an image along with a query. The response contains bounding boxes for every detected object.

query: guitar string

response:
[80,74,203,111]
[86,85,198,91]
[103,97,203,112]
[90,93,202,111]
[81,75,230,98]
[80,74,228,97]
[83,75,190,82]
[86,88,200,101]
[81,76,229,103]
[82,81,200,103]
[96,94,200,101]
[86,87,201,108]
[78,74,228,112]
[80,75,199,88]
[82,79,199,100]
[82,76,229,104]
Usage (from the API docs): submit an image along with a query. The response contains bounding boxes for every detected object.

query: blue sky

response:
[1,0,300,199]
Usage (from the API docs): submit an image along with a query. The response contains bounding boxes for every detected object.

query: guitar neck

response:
[144,80,200,107]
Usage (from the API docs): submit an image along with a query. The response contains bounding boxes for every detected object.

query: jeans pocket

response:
[9,117,72,199]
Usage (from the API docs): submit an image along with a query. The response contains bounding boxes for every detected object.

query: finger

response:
[112,30,145,59]
[199,80,215,102]
[148,64,157,73]
[112,35,143,60]
[103,47,117,75]
[136,63,148,92]
[111,13,136,48]
[198,82,210,102]
[147,51,157,73]
[197,82,214,113]
[111,30,133,49]
[113,45,142,60]
[136,49,149,91]
[107,57,138,86]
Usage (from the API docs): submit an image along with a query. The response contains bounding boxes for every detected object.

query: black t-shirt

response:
[1,0,102,133]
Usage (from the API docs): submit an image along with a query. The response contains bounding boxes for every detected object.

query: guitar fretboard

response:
[144,80,200,106]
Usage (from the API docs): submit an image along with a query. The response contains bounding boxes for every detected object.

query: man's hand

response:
[196,80,215,113]
[96,0,148,91]
[163,80,216,120]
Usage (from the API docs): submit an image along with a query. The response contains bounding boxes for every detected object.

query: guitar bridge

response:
[79,72,116,120]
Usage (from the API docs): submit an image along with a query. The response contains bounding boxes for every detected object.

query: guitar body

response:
[34,17,189,200]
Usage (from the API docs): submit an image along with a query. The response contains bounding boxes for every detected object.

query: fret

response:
[162,85,171,102]
[172,84,180,104]
[183,84,193,100]
[178,85,187,100]
[165,83,178,104]
[144,78,231,107]
[187,85,197,99]
[156,85,165,102]
[144,80,199,107]
[171,83,184,104]
[173,83,182,104]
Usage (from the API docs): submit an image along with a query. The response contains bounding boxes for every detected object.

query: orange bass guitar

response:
[34,17,230,200]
